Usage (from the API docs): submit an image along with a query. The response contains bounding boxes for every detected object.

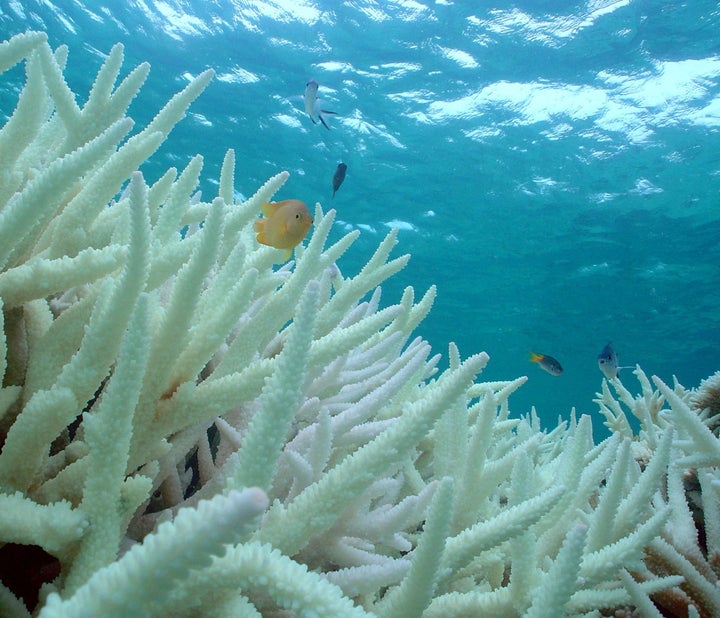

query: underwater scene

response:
[2,0,718,434]
[3,2,720,617]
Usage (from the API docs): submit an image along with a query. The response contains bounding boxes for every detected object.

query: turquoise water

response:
[2,1,719,437]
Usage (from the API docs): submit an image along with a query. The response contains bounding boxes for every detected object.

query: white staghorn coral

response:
[593,368,720,615]
[42,488,270,618]
[0,31,719,617]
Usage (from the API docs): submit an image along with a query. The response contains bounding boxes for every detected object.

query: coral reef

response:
[692,371,720,434]
[1,31,719,617]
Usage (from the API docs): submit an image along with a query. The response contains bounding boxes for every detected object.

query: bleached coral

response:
[595,368,720,615]
[0,31,718,617]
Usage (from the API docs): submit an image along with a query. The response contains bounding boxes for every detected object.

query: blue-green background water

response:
[2,1,719,438]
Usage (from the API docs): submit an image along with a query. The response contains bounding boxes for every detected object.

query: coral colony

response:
[0,31,719,617]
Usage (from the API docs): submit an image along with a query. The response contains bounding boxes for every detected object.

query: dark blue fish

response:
[332,163,347,199]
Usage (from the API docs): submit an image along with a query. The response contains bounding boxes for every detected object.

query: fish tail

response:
[318,110,337,130]
[529,351,542,363]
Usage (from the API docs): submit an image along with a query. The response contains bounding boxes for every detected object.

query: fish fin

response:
[319,114,331,130]
[321,109,337,115]
[332,190,336,199]
[253,219,269,245]
[261,201,280,217]
[283,248,293,261]
[279,217,290,235]
[529,351,542,363]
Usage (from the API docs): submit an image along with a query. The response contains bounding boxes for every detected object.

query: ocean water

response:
[2,1,719,438]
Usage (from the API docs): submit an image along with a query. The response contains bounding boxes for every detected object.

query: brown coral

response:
[691,371,720,434]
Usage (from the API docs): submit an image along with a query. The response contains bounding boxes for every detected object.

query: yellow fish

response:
[253,199,313,261]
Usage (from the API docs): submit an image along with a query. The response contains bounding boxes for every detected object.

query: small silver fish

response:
[597,342,631,379]
[529,351,563,376]
[304,79,337,129]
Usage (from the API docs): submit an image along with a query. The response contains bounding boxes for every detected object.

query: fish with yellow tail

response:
[253,199,313,261]
[529,351,563,376]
